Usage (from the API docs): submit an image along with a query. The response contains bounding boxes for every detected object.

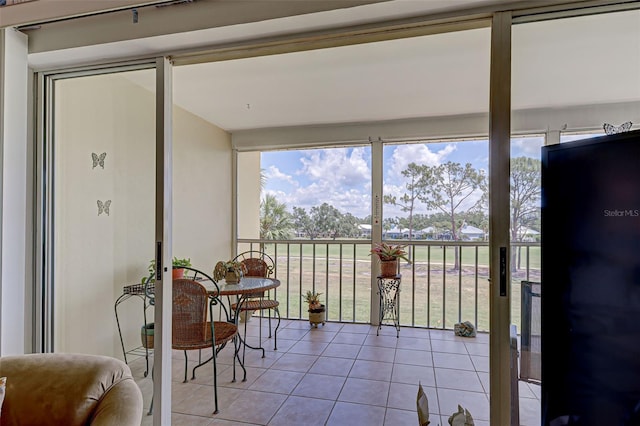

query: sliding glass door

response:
[510,8,640,425]
[50,68,156,357]
[37,61,174,421]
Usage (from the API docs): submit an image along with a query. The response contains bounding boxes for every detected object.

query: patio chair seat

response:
[231,299,279,311]
[172,320,238,351]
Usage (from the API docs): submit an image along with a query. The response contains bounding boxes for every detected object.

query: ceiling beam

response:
[22,0,387,54]
[21,0,640,58]
[0,0,163,28]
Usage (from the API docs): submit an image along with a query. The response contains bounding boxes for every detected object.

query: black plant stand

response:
[376,274,401,338]
[114,282,154,377]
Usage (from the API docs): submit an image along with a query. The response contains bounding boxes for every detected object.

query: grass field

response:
[256,242,541,332]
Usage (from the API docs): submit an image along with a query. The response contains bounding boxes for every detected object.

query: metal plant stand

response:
[114,281,154,377]
[376,274,401,338]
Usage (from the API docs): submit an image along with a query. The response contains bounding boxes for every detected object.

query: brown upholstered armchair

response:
[0,353,143,426]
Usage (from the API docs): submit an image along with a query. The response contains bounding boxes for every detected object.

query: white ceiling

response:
[171,28,492,131]
[28,1,640,132]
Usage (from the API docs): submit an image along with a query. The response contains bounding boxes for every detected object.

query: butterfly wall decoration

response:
[603,121,632,135]
[97,200,111,216]
[92,152,107,169]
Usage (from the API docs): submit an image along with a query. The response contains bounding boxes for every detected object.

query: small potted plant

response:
[141,322,154,349]
[213,260,247,284]
[171,257,192,279]
[304,290,325,328]
[369,242,410,277]
[143,257,192,283]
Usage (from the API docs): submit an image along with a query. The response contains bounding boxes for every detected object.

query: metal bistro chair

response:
[230,251,281,354]
[510,280,541,426]
[520,280,541,384]
[148,266,246,415]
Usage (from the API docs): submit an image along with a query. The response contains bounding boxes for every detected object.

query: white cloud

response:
[387,143,456,183]
[264,165,298,186]
[293,147,371,217]
[278,178,372,218]
[511,137,543,157]
[263,189,289,201]
[298,147,370,188]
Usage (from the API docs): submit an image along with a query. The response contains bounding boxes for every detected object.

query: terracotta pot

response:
[379,259,398,277]
[172,268,184,280]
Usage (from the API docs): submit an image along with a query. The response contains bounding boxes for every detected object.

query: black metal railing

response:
[237,239,540,332]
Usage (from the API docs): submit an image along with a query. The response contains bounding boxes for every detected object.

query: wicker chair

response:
[173,266,246,414]
[230,251,281,354]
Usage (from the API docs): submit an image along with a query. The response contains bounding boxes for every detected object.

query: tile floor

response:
[131,318,540,425]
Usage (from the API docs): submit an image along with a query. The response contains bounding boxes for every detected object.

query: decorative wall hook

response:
[97,200,111,216]
[92,152,106,169]
[603,121,632,135]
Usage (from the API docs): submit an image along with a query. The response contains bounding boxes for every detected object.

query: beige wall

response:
[237,151,261,242]
[53,71,232,358]
[173,102,233,271]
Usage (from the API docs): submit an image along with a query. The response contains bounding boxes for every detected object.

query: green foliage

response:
[384,162,428,240]
[293,206,319,239]
[382,217,398,231]
[383,161,486,269]
[311,203,342,238]
[293,203,361,239]
[370,242,410,262]
[172,257,192,268]
[260,194,295,240]
[335,212,362,238]
[303,290,323,310]
[144,257,191,283]
[418,162,486,237]
[510,157,541,241]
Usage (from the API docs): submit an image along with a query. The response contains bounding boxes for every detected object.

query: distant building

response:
[416,226,437,240]
[460,225,486,241]
[517,227,540,242]
[384,227,404,239]
[358,224,372,238]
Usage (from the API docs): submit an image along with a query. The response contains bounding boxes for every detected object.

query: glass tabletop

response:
[204,276,280,296]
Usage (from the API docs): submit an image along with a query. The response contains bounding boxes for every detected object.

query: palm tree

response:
[260,194,294,240]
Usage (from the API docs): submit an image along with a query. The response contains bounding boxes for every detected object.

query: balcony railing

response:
[237,239,540,332]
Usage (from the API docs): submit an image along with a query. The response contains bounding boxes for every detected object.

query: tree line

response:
[260,197,363,240]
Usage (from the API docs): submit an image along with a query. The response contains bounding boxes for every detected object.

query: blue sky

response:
[262,137,544,219]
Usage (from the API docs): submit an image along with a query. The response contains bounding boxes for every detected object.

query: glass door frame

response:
[35,57,174,425]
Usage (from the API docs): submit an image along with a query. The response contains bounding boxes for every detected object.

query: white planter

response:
[240,310,255,322]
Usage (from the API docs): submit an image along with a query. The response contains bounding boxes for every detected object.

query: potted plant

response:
[213,260,247,284]
[143,257,192,283]
[171,257,192,279]
[370,242,410,277]
[141,322,154,349]
[304,290,325,327]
